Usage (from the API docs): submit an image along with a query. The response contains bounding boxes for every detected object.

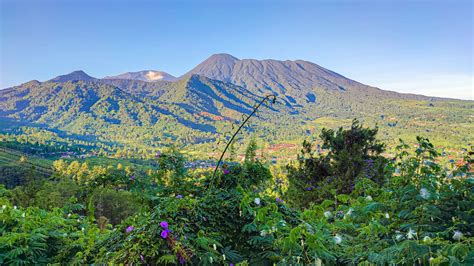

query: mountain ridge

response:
[103,70,177,82]
[49,70,97,83]
[1,53,472,149]
[182,54,440,103]
[1,53,465,102]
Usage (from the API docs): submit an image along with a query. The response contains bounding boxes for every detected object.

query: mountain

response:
[183,54,239,83]
[103,70,177,82]
[0,74,290,142]
[48,70,97,83]
[1,54,472,150]
[183,54,431,104]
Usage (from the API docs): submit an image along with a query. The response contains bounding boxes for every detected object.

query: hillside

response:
[1,54,473,154]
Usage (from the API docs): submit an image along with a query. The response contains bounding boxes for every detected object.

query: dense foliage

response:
[286,120,388,207]
[0,123,472,265]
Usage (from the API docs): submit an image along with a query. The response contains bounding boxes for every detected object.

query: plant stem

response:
[211,94,277,182]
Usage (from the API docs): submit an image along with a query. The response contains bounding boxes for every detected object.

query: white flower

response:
[209,257,213,263]
[81,227,85,231]
[213,244,217,250]
[453,231,463,241]
[407,228,417,239]
[254,198,261,205]
[344,208,353,219]
[315,258,322,266]
[365,195,373,201]
[385,213,390,219]
[334,234,342,244]
[423,236,431,242]
[304,222,315,234]
[67,213,71,217]
[395,234,404,241]
[260,230,267,236]
[222,254,226,261]
[13,205,17,210]
[271,226,277,233]
[21,213,25,218]
[278,220,287,229]
[346,208,353,216]
[420,188,430,199]
[239,210,242,217]
[324,211,332,218]
[77,219,81,222]
[2,205,6,210]
[301,239,305,246]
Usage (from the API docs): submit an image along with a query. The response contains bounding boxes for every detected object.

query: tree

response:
[244,137,257,163]
[320,119,386,187]
[228,140,237,162]
[286,119,388,207]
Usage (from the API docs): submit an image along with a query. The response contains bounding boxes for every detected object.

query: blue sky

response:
[1,0,472,99]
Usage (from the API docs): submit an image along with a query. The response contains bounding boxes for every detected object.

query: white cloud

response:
[146,71,164,81]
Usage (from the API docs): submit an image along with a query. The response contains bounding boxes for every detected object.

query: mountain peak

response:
[183,54,371,100]
[49,70,96,83]
[181,53,239,82]
[207,53,239,61]
[71,70,88,75]
[203,54,240,67]
[103,70,177,82]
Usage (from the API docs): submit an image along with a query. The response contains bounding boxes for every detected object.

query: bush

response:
[1,132,472,265]
[286,119,389,208]
[0,195,106,264]
[266,137,474,265]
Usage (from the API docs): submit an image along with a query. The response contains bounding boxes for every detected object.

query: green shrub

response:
[286,119,389,208]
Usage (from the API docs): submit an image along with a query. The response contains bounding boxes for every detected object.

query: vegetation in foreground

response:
[0,121,473,265]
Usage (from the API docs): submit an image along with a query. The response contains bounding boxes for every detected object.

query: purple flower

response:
[178,254,186,264]
[223,169,230,175]
[230,264,234,266]
[156,151,161,158]
[176,194,183,199]
[160,221,169,229]
[126,225,134,233]
[130,175,136,181]
[161,229,170,239]
[140,254,145,262]
[276,197,284,203]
